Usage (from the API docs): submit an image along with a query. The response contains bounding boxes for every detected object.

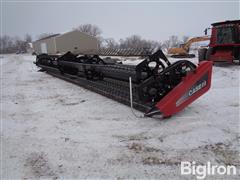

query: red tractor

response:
[199,20,240,64]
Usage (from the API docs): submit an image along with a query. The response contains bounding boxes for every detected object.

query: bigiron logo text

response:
[181,161,237,179]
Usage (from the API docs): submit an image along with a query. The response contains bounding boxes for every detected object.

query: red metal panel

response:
[209,27,217,46]
[210,49,234,62]
[155,61,212,117]
[210,44,240,47]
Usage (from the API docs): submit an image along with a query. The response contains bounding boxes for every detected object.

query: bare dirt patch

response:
[24,152,58,179]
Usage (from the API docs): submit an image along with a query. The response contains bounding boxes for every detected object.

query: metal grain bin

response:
[33,31,98,55]
[55,30,98,54]
[32,34,60,55]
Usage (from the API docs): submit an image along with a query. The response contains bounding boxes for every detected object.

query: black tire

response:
[198,48,207,62]
[206,47,213,60]
[234,47,240,65]
[37,54,52,66]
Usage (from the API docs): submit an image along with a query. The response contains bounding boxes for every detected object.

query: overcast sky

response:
[2,0,239,41]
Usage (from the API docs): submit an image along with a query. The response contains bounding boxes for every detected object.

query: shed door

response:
[41,43,47,54]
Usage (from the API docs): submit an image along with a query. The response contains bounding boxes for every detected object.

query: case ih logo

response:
[176,74,208,107]
[188,80,207,96]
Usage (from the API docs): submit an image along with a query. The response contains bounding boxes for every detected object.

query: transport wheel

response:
[198,48,207,62]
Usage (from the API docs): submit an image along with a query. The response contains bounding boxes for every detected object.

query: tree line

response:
[74,24,189,51]
[0,24,189,54]
[0,34,32,54]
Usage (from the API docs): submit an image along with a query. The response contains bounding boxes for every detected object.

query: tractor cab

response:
[211,20,240,46]
[199,20,240,64]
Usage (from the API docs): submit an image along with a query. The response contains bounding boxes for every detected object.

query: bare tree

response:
[0,35,28,53]
[25,34,32,43]
[74,24,102,37]
[119,35,141,49]
[13,36,27,52]
[162,35,181,51]
[0,35,15,53]
[119,35,160,50]
[147,40,162,50]
[74,24,103,47]
[182,36,190,44]
[162,39,171,51]
[103,38,119,48]
[0,35,10,53]
[169,35,180,47]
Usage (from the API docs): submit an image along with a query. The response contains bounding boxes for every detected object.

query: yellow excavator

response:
[168,36,210,58]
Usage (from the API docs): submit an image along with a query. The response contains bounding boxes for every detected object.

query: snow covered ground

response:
[1,54,239,179]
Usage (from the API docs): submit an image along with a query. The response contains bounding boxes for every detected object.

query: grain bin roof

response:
[34,30,96,43]
[212,20,240,26]
[35,33,60,42]
[57,30,97,39]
